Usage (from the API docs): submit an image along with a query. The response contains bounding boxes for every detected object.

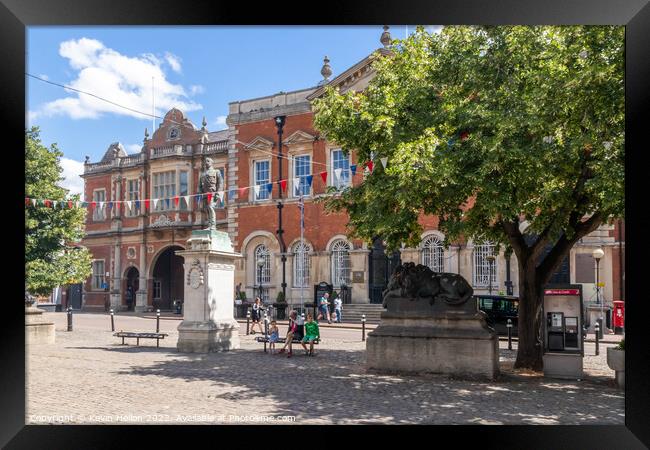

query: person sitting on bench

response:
[301,313,320,356]
[279,310,299,358]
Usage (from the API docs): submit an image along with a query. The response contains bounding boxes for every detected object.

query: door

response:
[368,237,401,304]
[69,283,82,309]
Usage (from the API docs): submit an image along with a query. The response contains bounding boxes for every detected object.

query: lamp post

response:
[256,257,266,303]
[486,254,496,295]
[593,247,605,338]
[274,115,288,306]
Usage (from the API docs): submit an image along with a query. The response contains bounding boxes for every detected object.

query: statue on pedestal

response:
[198,157,224,230]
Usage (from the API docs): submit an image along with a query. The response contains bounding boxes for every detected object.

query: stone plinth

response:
[366,310,499,380]
[25,305,55,345]
[176,230,242,353]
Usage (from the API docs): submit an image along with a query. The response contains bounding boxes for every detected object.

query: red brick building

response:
[80,26,624,322]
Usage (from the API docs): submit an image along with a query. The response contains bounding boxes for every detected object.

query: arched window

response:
[254,245,271,285]
[421,235,445,273]
[331,240,351,287]
[292,241,311,287]
[473,242,497,287]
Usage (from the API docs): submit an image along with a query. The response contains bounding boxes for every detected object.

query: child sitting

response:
[268,320,279,354]
[301,313,320,356]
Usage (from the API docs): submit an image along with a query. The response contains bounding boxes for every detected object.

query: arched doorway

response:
[152,246,184,310]
[124,267,139,311]
[368,237,401,304]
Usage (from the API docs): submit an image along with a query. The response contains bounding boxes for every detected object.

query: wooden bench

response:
[255,336,320,353]
[114,332,169,348]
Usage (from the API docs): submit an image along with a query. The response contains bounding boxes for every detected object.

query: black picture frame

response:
[4,0,649,447]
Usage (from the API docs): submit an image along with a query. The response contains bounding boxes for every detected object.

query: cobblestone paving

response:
[26,313,624,425]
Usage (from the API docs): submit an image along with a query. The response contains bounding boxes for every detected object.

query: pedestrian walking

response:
[301,313,320,356]
[334,295,342,323]
[318,292,331,324]
[250,297,264,335]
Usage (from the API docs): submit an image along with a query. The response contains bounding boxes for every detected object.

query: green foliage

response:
[616,339,625,351]
[239,291,247,301]
[313,26,624,253]
[25,127,92,295]
[276,291,286,303]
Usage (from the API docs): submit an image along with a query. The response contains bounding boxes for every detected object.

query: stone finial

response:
[84,155,90,164]
[320,56,332,83]
[144,128,149,142]
[202,116,207,131]
[380,25,392,48]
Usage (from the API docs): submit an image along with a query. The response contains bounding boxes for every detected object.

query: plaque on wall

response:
[352,271,364,283]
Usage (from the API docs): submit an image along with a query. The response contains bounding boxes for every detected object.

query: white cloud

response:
[31,38,201,121]
[58,157,85,196]
[125,144,142,154]
[190,85,205,96]
[214,115,227,130]
[165,52,182,73]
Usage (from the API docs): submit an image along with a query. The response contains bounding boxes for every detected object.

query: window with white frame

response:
[254,244,271,285]
[331,149,351,190]
[331,240,351,287]
[179,170,188,210]
[92,189,106,221]
[422,235,445,273]
[254,160,270,201]
[92,260,105,290]
[152,171,176,211]
[292,241,311,287]
[293,154,311,197]
[473,242,497,287]
[126,180,140,216]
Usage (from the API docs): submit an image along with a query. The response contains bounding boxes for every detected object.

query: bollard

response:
[67,307,73,331]
[110,309,115,332]
[594,323,600,356]
[156,309,160,333]
[246,310,251,335]
[361,314,366,342]
[507,318,513,350]
[264,310,269,336]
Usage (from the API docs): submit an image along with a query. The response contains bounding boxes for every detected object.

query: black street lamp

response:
[257,256,266,302]
[274,115,288,304]
[486,254,496,295]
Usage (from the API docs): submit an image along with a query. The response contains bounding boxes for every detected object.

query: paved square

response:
[26,313,624,425]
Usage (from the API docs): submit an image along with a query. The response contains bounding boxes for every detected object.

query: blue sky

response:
[27,26,439,195]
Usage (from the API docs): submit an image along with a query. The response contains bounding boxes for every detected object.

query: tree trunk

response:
[514,261,544,371]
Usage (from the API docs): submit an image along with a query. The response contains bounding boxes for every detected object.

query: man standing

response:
[334,295,342,324]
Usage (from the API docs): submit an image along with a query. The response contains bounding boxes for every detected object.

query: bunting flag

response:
[31,199,37,207]
[239,186,248,198]
[228,189,236,201]
[68,201,73,209]
[165,198,171,209]
[447,137,456,146]
[366,161,374,172]
[253,185,260,198]
[174,196,180,207]
[183,196,190,209]
[350,164,357,176]
[334,168,342,181]
[217,191,224,203]
[207,193,213,204]
[306,174,313,187]
[265,182,273,194]
[279,179,287,193]
[25,198,30,206]
[293,177,301,195]
[126,200,132,211]
[195,194,203,207]
[52,201,58,208]
[380,157,388,169]
[144,199,150,211]
[98,201,105,210]
[319,171,328,184]
[134,200,140,210]
[460,131,469,141]
[152,198,159,209]
[107,201,113,210]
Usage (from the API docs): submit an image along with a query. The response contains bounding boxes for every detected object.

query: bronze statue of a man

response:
[198,157,224,230]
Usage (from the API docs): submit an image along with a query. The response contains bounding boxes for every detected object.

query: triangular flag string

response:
[350,164,357,176]
[380,157,388,169]
[319,171,328,184]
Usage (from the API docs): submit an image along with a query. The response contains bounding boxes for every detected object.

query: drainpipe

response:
[618,219,624,301]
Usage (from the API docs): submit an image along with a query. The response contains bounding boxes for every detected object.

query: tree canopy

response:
[25,127,92,295]
[313,25,624,264]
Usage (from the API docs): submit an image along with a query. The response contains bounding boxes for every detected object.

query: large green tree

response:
[313,26,624,370]
[25,127,92,296]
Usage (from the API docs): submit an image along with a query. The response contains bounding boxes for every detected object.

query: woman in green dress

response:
[301,313,320,356]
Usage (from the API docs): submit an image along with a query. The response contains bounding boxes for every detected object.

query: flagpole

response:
[300,194,304,314]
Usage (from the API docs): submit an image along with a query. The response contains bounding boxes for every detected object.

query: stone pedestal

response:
[176,230,242,353]
[366,268,499,380]
[25,304,55,345]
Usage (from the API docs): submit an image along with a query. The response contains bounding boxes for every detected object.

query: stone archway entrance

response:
[124,267,139,311]
[152,246,184,311]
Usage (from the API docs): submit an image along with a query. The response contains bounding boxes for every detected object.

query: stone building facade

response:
[79,27,624,317]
